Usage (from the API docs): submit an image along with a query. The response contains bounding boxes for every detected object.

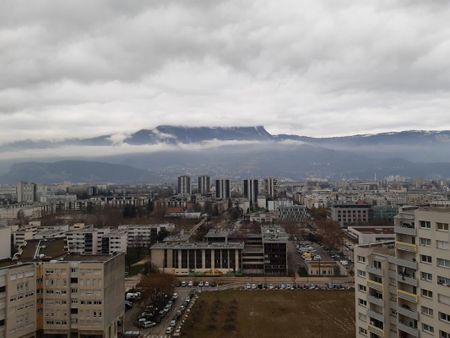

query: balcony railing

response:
[367,280,383,292]
[368,323,384,337]
[396,241,417,253]
[394,225,416,236]
[397,305,418,320]
[395,257,417,270]
[397,321,419,337]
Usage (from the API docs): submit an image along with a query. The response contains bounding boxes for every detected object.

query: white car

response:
[204,281,210,287]
[172,292,178,299]
[198,281,204,287]
[188,281,193,287]
[173,328,181,337]
[170,319,176,327]
[166,327,173,334]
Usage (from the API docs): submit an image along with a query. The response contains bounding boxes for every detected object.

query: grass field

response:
[181,290,355,338]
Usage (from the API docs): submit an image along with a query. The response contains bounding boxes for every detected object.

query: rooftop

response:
[261,225,289,242]
[350,226,395,235]
[151,241,244,250]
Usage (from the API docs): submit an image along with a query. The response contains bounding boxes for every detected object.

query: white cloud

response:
[0,0,450,144]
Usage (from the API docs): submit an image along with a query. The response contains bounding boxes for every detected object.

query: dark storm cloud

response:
[1,0,450,144]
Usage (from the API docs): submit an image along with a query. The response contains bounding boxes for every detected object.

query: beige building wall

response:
[0,263,36,338]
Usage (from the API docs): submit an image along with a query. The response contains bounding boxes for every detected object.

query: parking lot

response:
[124,282,221,338]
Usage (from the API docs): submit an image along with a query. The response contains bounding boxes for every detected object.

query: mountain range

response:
[1,126,450,183]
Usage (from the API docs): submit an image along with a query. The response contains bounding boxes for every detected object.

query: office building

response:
[264,178,277,199]
[150,224,288,276]
[16,182,37,204]
[331,204,371,227]
[197,176,210,195]
[354,207,450,338]
[150,242,244,275]
[177,176,191,196]
[215,179,230,200]
[243,179,259,207]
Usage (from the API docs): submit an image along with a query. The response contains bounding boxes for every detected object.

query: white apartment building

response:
[355,207,450,338]
[65,227,127,255]
[118,224,175,248]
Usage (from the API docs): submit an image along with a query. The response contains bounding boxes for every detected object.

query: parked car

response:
[166,327,174,334]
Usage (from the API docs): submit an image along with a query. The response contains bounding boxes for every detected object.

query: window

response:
[357,256,366,263]
[358,284,367,292]
[437,241,449,250]
[421,289,433,299]
[358,298,367,307]
[420,221,431,229]
[437,223,449,231]
[438,275,450,286]
[422,323,434,334]
[422,306,434,317]
[439,312,450,323]
[372,260,382,270]
[421,272,432,281]
[420,238,432,247]
[437,258,450,269]
[357,270,366,278]
[358,312,367,322]
[440,330,450,338]
[421,255,432,264]
[359,327,368,336]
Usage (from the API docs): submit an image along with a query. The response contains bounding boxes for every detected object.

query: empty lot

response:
[181,290,355,338]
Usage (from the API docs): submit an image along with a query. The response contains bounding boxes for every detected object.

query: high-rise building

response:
[243,179,258,207]
[354,206,450,338]
[16,181,37,203]
[197,176,210,195]
[264,177,277,199]
[177,176,191,195]
[215,179,230,200]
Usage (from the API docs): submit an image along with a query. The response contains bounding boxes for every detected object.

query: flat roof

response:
[261,225,289,242]
[151,241,244,250]
[417,207,450,213]
[350,226,395,235]
[61,254,122,262]
[205,229,229,238]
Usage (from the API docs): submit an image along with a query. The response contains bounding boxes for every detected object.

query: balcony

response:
[368,323,384,337]
[367,295,384,307]
[397,305,418,320]
[395,258,417,270]
[397,274,417,287]
[397,289,418,304]
[367,266,383,276]
[397,321,419,337]
[395,225,416,236]
[367,309,384,322]
[367,280,383,292]
[395,241,417,253]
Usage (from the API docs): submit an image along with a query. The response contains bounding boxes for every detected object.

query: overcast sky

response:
[1,0,450,143]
